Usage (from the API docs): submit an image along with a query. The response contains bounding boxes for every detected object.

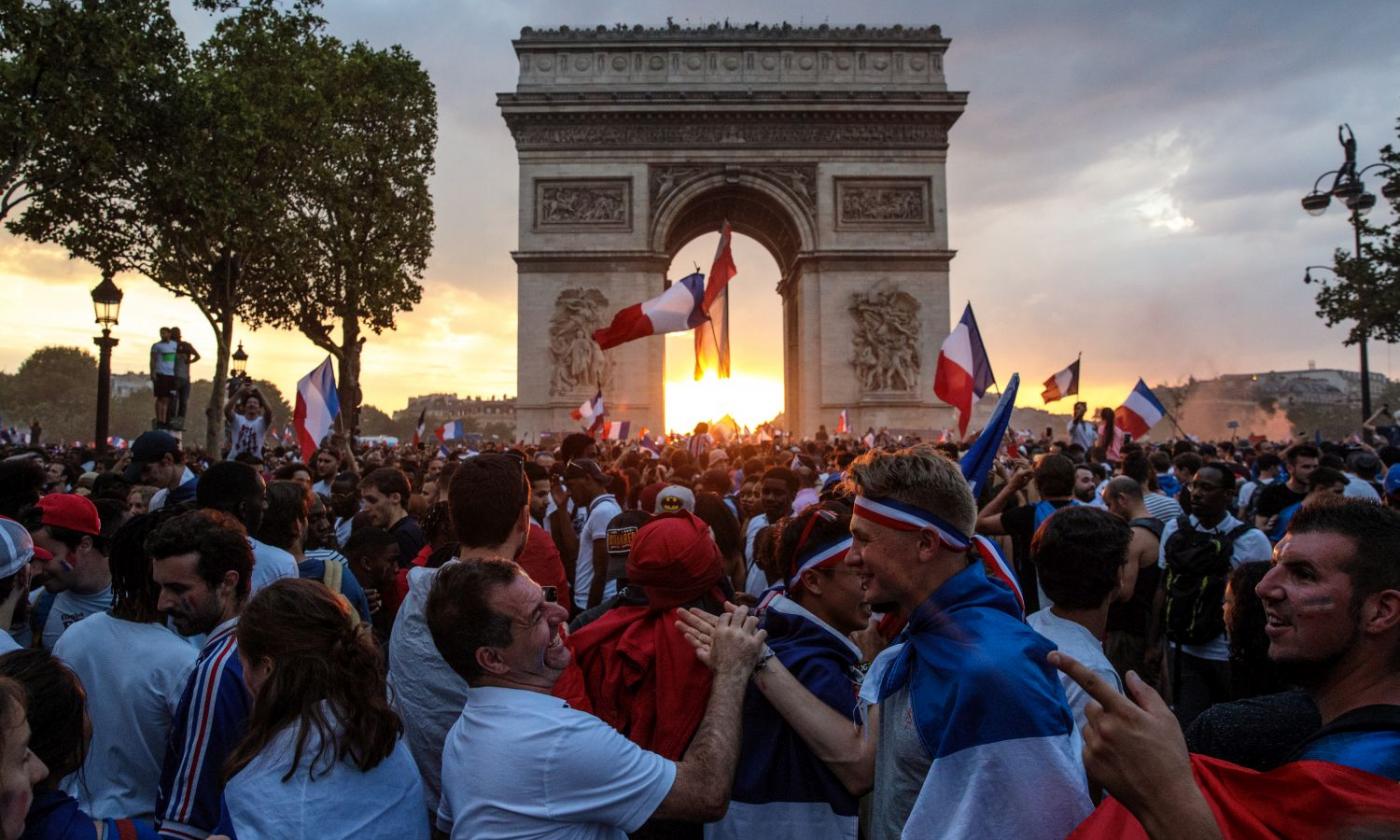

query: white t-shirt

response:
[1343,474,1381,502]
[248,538,299,594]
[152,340,177,376]
[1157,513,1273,661]
[387,563,470,814]
[229,413,269,460]
[0,632,20,656]
[436,685,676,840]
[575,494,621,609]
[1028,608,1122,734]
[743,514,770,598]
[222,711,428,840]
[38,586,113,651]
[54,613,196,819]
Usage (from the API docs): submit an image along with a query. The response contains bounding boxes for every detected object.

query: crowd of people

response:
[0,401,1394,839]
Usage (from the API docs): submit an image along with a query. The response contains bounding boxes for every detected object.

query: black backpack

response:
[1162,516,1251,645]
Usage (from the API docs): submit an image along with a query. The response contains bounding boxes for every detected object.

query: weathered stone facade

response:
[500,23,967,440]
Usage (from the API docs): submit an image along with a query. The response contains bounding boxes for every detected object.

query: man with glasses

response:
[1155,462,1271,725]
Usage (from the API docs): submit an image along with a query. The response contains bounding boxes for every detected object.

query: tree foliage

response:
[258,40,437,434]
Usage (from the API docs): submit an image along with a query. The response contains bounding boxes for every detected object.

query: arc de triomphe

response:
[498,23,966,441]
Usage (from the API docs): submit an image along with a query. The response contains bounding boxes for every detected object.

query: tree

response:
[0,347,98,444]
[261,40,437,435]
[358,404,396,436]
[11,0,337,454]
[0,0,185,225]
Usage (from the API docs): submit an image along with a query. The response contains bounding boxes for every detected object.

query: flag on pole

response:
[835,409,850,435]
[570,390,606,435]
[1041,357,1081,403]
[294,357,340,457]
[961,373,1020,500]
[695,221,737,380]
[436,419,465,441]
[593,273,709,350]
[934,304,996,435]
[1114,379,1166,439]
[602,420,630,441]
[412,409,427,446]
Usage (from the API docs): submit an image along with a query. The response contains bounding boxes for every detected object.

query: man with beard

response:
[148,509,254,840]
[1058,499,1400,838]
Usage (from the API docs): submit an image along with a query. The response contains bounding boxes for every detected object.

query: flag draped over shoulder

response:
[293,357,340,457]
[695,222,737,380]
[1115,379,1166,439]
[592,273,709,350]
[934,304,995,435]
[1042,358,1080,403]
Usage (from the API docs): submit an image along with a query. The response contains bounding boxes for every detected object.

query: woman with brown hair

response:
[0,674,44,840]
[215,579,427,839]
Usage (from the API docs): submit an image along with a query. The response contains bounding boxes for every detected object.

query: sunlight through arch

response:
[664,233,784,434]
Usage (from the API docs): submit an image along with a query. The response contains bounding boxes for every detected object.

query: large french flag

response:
[1115,378,1166,439]
[695,222,737,380]
[293,357,340,457]
[593,273,708,351]
[934,304,996,435]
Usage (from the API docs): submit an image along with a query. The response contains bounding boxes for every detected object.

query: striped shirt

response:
[1144,491,1184,524]
[156,618,250,840]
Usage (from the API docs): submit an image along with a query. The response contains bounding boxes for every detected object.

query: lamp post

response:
[227,342,249,397]
[90,270,124,454]
[1299,124,1399,423]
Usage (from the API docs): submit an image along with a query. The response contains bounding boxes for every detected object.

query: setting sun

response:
[663,234,786,434]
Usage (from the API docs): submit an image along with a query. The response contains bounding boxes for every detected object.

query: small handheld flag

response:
[960,373,1020,499]
[436,419,466,441]
[835,409,850,435]
[570,390,606,435]
[934,304,995,436]
[1041,357,1080,404]
[1115,379,1166,439]
[413,409,427,446]
[602,420,630,441]
[294,357,340,457]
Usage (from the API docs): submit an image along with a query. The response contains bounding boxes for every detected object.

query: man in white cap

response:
[0,518,34,654]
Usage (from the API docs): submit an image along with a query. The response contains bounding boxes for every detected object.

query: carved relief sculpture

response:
[835,178,932,228]
[535,179,631,229]
[850,281,921,392]
[549,288,613,395]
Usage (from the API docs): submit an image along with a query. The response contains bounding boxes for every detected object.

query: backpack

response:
[1162,516,1251,644]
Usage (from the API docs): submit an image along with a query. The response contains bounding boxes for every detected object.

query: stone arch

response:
[500,23,966,442]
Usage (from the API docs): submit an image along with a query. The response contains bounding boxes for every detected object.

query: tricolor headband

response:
[789,536,853,586]
[852,495,971,551]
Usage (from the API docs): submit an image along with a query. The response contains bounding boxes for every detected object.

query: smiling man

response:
[1056,498,1400,838]
[838,446,1090,839]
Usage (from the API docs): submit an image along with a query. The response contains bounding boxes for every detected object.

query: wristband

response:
[752,646,777,677]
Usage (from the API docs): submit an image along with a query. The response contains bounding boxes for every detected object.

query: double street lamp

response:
[90,270,124,454]
[1299,124,1399,423]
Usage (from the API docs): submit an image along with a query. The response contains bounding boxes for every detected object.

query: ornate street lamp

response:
[231,342,249,379]
[90,270,124,454]
[1300,124,1398,422]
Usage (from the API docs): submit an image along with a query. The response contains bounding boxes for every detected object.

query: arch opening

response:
[664,232,784,435]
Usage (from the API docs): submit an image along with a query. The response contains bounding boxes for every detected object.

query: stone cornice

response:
[499,90,968,109]
[512,251,672,273]
[515,23,947,46]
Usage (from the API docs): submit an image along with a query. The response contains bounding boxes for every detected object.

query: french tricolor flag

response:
[436,419,465,441]
[835,409,849,435]
[934,304,995,435]
[602,420,630,441]
[570,390,605,434]
[294,357,340,457]
[1115,378,1166,439]
[593,273,709,351]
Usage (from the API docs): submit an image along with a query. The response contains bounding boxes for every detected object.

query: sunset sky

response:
[3,1,1398,432]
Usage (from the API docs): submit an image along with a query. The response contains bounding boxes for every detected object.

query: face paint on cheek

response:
[1294,594,1341,614]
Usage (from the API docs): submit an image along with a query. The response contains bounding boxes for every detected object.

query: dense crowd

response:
[0,403,1395,839]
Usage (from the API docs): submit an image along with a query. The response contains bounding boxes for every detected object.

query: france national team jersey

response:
[156,618,250,840]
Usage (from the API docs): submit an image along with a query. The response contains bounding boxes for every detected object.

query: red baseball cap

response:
[35,494,101,537]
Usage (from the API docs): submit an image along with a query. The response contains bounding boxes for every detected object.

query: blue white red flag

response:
[695,222,736,380]
[934,304,995,435]
[570,390,605,435]
[835,409,849,435]
[436,419,465,441]
[1114,378,1166,439]
[603,420,630,441]
[593,273,709,350]
[293,357,340,457]
[413,409,427,446]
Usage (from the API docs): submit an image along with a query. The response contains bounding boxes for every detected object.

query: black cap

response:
[564,458,607,482]
[123,431,180,482]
